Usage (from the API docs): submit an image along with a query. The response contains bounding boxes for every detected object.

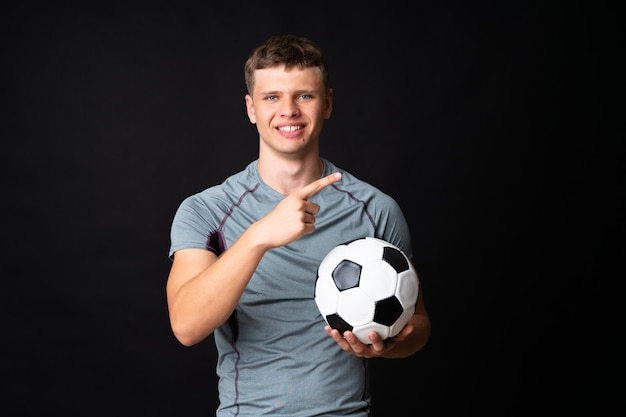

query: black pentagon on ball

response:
[326,313,353,334]
[332,260,362,291]
[373,296,404,325]
[382,246,409,273]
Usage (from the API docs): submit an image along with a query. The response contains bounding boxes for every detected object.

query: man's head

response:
[244,34,329,96]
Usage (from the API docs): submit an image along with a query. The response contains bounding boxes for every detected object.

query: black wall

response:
[2,1,617,415]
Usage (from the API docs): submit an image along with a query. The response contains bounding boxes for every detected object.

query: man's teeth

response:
[278,126,302,132]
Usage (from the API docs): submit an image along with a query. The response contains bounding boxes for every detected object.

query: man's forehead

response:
[254,65,323,78]
[253,66,324,91]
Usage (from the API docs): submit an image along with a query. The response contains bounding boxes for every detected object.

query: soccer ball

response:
[314,237,419,345]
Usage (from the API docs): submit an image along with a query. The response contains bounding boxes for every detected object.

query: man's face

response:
[245,65,333,157]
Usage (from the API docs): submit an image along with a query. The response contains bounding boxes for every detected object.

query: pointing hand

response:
[253,173,342,249]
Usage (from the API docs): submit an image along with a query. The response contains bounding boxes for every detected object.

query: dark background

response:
[1,1,619,416]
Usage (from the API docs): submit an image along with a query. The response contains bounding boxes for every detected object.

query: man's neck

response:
[258,154,324,196]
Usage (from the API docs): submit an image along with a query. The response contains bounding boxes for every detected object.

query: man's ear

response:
[324,88,334,119]
[245,94,256,124]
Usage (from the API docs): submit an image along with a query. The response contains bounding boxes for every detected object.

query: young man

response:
[167,34,430,416]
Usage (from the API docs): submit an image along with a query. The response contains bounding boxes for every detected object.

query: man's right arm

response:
[166,229,269,347]
[166,172,343,346]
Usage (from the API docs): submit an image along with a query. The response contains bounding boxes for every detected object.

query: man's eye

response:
[266,96,277,101]
[299,94,311,100]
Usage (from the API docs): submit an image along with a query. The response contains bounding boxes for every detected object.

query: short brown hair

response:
[244,34,329,95]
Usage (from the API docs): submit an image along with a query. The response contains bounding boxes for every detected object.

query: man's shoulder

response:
[330,167,391,198]
[178,161,259,206]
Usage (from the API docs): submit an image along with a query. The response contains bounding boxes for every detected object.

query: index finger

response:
[297,172,342,200]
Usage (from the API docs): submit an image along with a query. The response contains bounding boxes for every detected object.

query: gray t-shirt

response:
[169,158,413,416]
